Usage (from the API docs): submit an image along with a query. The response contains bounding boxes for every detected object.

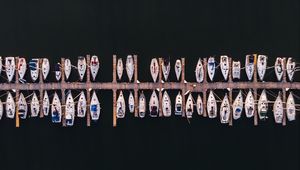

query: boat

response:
[286,92,296,121]
[245,55,255,81]
[186,93,194,118]
[232,90,243,120]
[162,58,170,81]
[42,58,50,80]
[64,58,72,80]
[18,93,28,119]
[174,91,183,116]
[51,92,62,123]
[174,59,182,81]
[258,89,268,120]
[31,92,40,117]
[77,91,87,117]
[150,58,159,82]
[245,90,255,118]
[116,90,126,118]
[207,90,217,118]
[139,91,146,118]
[126,55,134,82]
[220,55,229,81]
[257,55,267,81]
[232,61,241,79]
[18,58,27,81]
[42,91,50,116]
[55,63,61,81]
[220,93,230,123]
[65,91,75,126]
[207,57,216,81]
[6,92,15,119]
[0,99,3,120]
[5,57,15,82]
[149,90,159,117]
[162,91,171,117]
[274,57,283,81]
[117,58,123,80]
[77,56,86,81]
[273,92,283,123]
[90,55,100,81]
[196,94,203,116]
[90,91,101,120]
[195,58,204,83]
[286,57,296,82]
[29,58,39,82]
[128,91,134,113]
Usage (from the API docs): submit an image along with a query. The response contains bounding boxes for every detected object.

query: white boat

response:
[195,58,204,83]
[162,91,171,117]
[116,90,126,118]
[196,94,203,116]
[286,92,296,121]
[51,92,62,123]
[149,90,159,117]
[150,58,159,82]
[257,55,267,81]
[174,59,182,81]
[29,58,39,82]
[286,57,295,82]
[42,58,50,80]
[77,56,86,81]
[207,90,217,118]
[274,57,283,81]
[65,91,75,126]
[207,57,216,81]
[245,55,255,81]
[162,58,170,81]
[232,90,243,120]
[18,93,28,119]
[128,91,134,113]
[232,61,241,79]
[55,63,61,81]
[42,91,50,116]
[126,55,134,82]
[5,57,15,82]
[220,55,229,81]
[64,58,72,80]
[273,92,283,123]
[186,93,194,118]
[6,92,15,119]
[175,91,183,116]
[90,91,101,120]
[31,92,40,117]
[77,91,87,117]
[18,58,27,80]
[91,55,100,81]
[139,92,146,118]
[0,99,3,120]
[117,58,123,80]
[258,89,268,120]
[220,93,230,123]
[245,90,255,118]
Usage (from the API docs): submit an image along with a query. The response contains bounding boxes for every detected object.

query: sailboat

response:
[196,94,203,116]
[207,57,216,81]
[150,58,159,82]
[149,90,159,117]
[43,91,50,116]
[220,93,230,123]
[245,90,255,118]
[175,91,183,116]
[117,58,124,80]
[195,58,204,83]
[64,58,72,80]
[29,58,39,82]
[258,89,268,120]
[18,58,27,81]
[55,63,61,81]
[139,91,146,118]
[232,61,241,79]
[77,56,86,81]
[18,93,28,119]
[186,93,194,118]
[220,55,229,81]
[207,90,217,118]
[274,57,283,81]
[245,55,255,81]
[5,57,15,82]
[31,92,40,117]
[162,91,171,117]
[90,91,101,120]
[286,92,296,121]
[257,55,267,81]
[232,90,243,120]
[128,91,134,113]
[116,91,126,118]
[51,92,62,123]
[0,99,3,120]
[162,58,170,81]
[6,92,15,119]
[42,58,50,80]
[286,57,295,82]
[77,91,87,117]
[174,59,182,81]
[90,55,100,81]
[65,91,75,126]
[126,55,134,82]
[273,92,283,123]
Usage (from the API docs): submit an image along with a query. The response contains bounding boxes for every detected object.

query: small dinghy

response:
[139,92,146,118]
[51,92,62,123]
[18,93,28,119]
[220,93,230,123]
[274,57,283,81]
[174,91,183,116]
[117,58,124,80]
[174,59,182,81]
[232,61,241,79]
[31,92,40,117]
[5,57,15,82]
[77,91,87,117]
[17,58,27,81]
[207,57,216,81]
[220,55,229,81]
[185,93,194,118]
[245,90,255,118]
[42,91,50,116]
[162,91,171,117]
[196,94,203,116]
[232,90,243,120]
[90,91,101,120]
[42,58,50,80]
[116,91,126,118]
[55,63,61,81]
[149,90,159,117]
[65,91,75,126]
[286,92,296,121]
[286,57,296,82]
[257,55,267,81]
[195,58,204,83]
[150,58,159,82]
[245,55,255,81]
[162,58,170,81]
[258,89,268,120]
[126,55,134,82]
[207,90,217,118]
[29,58,39,82]
[6,92,15,119]
[77,56,86,81]
[0,99,3,120]
[128,91,134,113]
[273,92,283,123]
[64,59,72,80]
[90,55,100,81]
